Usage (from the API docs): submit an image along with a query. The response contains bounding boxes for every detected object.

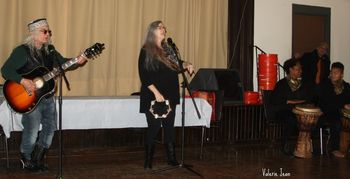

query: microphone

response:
[166,38,194,76]
[47,44,56,54]
[166,38,183,63]
[167,38,179,52]
[162,41,177,60]
[47,44,71,90]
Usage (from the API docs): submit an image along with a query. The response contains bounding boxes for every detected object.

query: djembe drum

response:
[293,105,322,158]
[339,108,350,157]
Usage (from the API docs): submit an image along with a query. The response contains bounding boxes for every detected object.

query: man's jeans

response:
[20,97,57,160]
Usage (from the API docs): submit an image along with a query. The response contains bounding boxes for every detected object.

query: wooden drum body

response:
[292,105,322,158]
[339,109,350,156]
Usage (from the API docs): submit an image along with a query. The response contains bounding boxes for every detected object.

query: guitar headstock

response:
[84,43,105,59]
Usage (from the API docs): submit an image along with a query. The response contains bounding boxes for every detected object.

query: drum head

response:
[342,108,350,118]
[295,104,322,113]
[149,100,172,119]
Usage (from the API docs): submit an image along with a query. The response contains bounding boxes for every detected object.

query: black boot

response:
[165,143,179,166]
[144,144,155,170]
[20,153,38,172]
[31,145,48,171]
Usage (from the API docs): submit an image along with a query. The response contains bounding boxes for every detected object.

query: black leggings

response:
[145,105,176,145]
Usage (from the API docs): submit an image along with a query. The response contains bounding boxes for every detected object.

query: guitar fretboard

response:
[42,57,79,82]
[39,42,104,83]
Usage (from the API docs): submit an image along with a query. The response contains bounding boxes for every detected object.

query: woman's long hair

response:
[142,20,179,71]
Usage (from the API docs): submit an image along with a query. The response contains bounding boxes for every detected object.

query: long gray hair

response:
[142,20,178,71]
[23,27,52,55]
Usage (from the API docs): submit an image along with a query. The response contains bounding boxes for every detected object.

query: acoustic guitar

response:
[3,43,105,114]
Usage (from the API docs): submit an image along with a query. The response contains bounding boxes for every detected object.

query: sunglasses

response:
[40,29,52,36]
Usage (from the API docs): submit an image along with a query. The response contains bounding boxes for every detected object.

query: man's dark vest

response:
[16,44,55,74]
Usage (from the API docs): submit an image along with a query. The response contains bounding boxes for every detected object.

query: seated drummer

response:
[270,58,314,156]
[318,62,350,156]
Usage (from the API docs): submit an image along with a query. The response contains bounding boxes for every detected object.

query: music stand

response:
[189,68,244,120]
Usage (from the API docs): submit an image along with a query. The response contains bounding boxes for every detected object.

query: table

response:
[0,96,212,167]
[1,96,212,138]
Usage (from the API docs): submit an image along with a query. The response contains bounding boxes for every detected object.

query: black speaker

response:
[189,68,243,102]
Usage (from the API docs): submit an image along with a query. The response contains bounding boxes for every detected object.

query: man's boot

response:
[20,153,38,172]
[31,145,48,171]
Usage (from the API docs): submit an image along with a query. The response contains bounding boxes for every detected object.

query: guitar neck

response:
[40,42,104,82]
[42,57,80,82]
[62,57,79,70]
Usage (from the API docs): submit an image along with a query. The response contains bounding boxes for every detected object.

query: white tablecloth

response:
[0,96,212,138]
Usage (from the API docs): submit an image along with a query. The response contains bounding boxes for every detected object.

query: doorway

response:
[292,4,331,57]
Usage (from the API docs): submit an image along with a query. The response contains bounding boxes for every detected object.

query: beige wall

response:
[254,0,350,90]
[0,0,228,96]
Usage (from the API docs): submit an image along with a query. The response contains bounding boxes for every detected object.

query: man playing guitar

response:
[1,18,87,172]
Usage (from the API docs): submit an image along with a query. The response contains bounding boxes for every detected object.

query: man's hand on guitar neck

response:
[20,78,35,96]
[76,53,88,65]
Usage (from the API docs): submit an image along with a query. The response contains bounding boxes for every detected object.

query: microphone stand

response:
[57,68,63,179]
[253,45,267,54]
[253,45,264,92]
[53,55,70,179]
[253,45,285,129]
[152,42,203,178]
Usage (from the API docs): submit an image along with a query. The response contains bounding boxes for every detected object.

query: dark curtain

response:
[228,0,254,91]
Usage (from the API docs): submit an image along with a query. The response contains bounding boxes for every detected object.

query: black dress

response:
[138,48,180,145]
[138,48,180,113]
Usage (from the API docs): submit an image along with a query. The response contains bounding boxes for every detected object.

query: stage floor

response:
[1,143,349,178]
